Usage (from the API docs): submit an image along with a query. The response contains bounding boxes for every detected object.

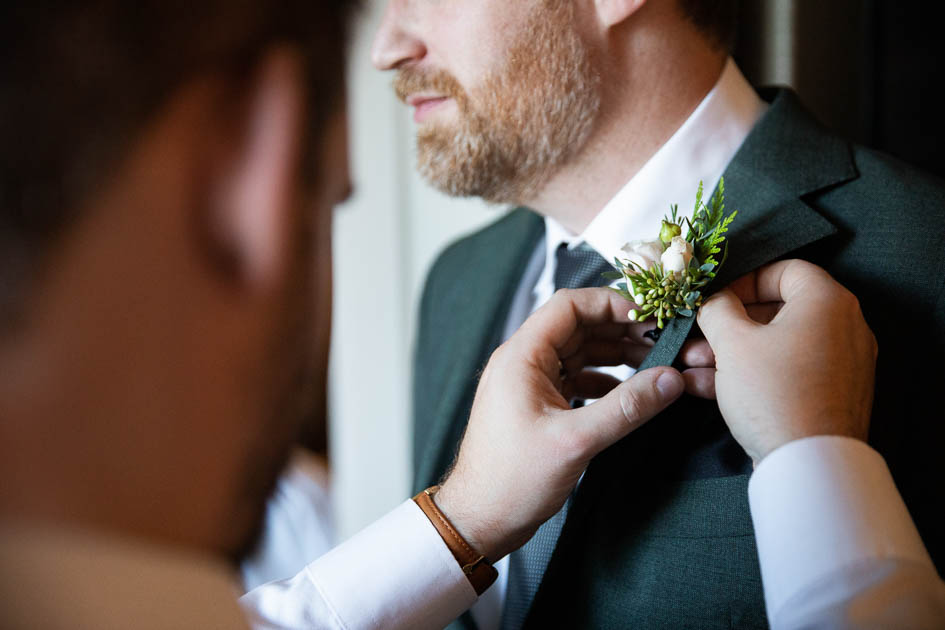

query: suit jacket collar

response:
[712,87,857,285]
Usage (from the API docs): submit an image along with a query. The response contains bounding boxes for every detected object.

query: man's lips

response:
[406,94,451,123]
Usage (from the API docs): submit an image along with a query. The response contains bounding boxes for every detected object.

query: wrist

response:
[755,427,870,466]
[433,481,501,561]
[412,486,499,596]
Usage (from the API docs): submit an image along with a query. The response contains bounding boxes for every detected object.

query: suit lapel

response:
[711,88,857,284]
[640,88,857,370]
[414,209,545,491]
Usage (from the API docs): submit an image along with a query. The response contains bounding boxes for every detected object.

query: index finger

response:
[506,288,633,379]
[513,288,633,351]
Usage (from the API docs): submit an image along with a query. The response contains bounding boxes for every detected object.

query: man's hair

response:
[677,0,738,52]
[0,1,356,325]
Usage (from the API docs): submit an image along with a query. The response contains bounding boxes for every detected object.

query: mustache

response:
[393,68,467,104]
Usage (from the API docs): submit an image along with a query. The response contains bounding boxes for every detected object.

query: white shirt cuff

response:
[748,435,934,623]
[242,500,476,629]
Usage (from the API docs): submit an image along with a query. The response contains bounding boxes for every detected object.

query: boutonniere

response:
[604,178,737,329]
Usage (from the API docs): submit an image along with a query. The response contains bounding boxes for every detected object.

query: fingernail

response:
[656,371,684,401]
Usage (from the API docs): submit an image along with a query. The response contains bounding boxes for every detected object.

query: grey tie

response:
[500,242,613,630]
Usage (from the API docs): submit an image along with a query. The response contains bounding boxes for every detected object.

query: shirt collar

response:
[542,57,768,266]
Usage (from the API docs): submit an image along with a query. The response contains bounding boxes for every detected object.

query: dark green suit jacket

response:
[413,89,945,628]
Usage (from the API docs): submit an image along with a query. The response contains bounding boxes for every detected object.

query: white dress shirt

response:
[241,449,335,591]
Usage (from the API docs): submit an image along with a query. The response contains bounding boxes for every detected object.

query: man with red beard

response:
[373,0,945,627]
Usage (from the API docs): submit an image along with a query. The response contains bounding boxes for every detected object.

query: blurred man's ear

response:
[595,0,648,28]
[208,48,305,293]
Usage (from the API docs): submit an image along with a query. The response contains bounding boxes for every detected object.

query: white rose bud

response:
[660,236,694,279]
[620,239,664,274]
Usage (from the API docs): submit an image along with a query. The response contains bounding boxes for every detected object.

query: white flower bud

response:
[628,309,638,321]
[634,293,646,306]
[660,236,694,279]
[619,240,665,274]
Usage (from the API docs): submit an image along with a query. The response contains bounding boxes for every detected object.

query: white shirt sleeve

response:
[240,451,335,592]
[239,500,477,630]
[749,436,945,629]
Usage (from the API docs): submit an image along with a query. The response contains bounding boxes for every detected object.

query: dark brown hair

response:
[0,1,355,324]
[677,0,738,51]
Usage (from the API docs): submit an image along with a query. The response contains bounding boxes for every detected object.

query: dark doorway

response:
[734,0,945,179]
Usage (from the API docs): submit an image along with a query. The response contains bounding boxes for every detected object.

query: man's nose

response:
[371,0,426,70]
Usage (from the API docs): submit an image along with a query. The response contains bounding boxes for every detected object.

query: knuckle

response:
[796,259,823,277]
[696,302,713,327]
[848,292,862,313]
[486,344,505,367]
[836,286,861,313]
[486,343,514,373]
[552,288,575,302]
[618,386,646,425]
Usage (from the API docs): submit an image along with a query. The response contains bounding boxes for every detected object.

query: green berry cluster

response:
[623,265,707,329]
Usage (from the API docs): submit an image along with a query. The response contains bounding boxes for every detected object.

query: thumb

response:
[568,367,684,456]
[697,288,752,348]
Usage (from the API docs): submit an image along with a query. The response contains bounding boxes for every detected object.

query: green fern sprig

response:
[701,210,737,267]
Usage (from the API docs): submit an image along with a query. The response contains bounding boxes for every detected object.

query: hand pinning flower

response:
[602,179,737,329]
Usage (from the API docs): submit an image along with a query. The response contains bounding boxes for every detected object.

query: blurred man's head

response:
[0,1,354,562]
[372,0,735,207]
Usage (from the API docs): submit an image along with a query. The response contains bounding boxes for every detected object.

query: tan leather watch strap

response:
[412,485,498,596]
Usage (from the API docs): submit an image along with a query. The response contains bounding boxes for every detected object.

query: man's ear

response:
[209,48,305,293]
[595,0,648,28]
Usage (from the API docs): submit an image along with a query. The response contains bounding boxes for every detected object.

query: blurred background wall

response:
[328,1,497,538]
[328,0,945,539]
